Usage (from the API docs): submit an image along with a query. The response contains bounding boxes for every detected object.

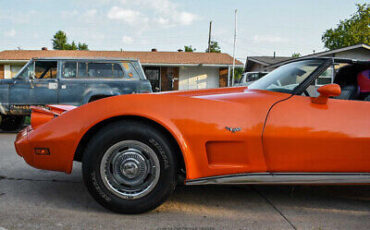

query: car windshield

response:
[248,59,325,94]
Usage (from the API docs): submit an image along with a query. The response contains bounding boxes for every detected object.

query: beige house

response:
[0,49,243,92]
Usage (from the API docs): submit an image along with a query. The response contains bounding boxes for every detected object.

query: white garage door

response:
[179,67,219,90]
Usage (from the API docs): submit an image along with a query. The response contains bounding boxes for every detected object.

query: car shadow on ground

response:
[4,174,369,216]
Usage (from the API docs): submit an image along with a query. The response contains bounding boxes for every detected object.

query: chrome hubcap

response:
[121,161,139,179]
[100,140,160,200]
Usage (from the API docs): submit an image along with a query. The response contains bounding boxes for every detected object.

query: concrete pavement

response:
[0,133,369,230]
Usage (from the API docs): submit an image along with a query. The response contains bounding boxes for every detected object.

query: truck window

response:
[63,61,77,78]
[113,63,124,78]
[78,62,88,78]
[17,61,34,80]
[122,62,140,79]
[83,63,122,78]
[35,61,57,79]
[88,63,110,78]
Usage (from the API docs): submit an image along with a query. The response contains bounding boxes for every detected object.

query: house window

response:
[10,65,23,78]
[4,65,11,79]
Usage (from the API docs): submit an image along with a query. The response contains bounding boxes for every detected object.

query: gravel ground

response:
[0,133,369,230]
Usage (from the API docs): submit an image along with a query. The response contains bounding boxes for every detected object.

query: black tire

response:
[82,120,177,214]
[0,115,25,131]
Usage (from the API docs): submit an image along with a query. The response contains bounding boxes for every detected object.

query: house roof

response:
[297,43,369,59]
[244,56,291,71]
[0,50,243,67]
[268,43,370,69]
[247,56,291,65]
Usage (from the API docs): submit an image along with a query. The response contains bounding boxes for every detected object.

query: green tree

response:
[322,3,369,50]
[78,42,89,50]
[52,30,68,50]
[234,67,244,82]
[184,45,196,52]
[205,41,221,53]
[51,30,89,50]
[292,52,301,58]
[70,41,77,50]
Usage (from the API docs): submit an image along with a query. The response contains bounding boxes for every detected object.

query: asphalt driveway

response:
[0,133,369,230]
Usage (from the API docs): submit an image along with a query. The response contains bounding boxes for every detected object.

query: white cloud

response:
[253,35,289,43]
[107,0,198,27]
[175,12,197,26]
[107,6,148,26]
[4,29,16,37]
[122,35,133,44]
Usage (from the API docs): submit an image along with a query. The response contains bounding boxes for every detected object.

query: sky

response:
[0,0,367,62]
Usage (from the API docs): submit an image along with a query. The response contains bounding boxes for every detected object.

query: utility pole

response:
[207,21,212,53]
[231,9,237,86]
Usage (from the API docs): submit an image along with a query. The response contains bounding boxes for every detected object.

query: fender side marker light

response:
[35,148,50,155]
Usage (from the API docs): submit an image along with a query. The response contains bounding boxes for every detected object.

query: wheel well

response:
[88,95,111,102]
[74,116,185,173]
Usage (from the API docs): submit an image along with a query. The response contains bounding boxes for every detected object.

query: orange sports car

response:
[15,58,370,214]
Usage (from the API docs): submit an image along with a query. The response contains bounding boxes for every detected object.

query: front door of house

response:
[144,67,160,92]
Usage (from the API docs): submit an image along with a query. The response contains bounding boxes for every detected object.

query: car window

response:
[122,61,140,80]
[88,63,114,78]
[113,63,124,78]
[78,62,88,78]
[63,61,77,78]
[247,73,260,82]
[248,60,325,94]
[305,66,334,97]
[34,61,57,79]
[315,67,333,86]
[17,61,34,80]
[66,62,124,79]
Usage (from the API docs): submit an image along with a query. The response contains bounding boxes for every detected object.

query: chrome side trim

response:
[185,173,370,185]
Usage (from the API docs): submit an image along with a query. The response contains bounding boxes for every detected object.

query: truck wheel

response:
[0,115,25,131]
[82,120,177,214]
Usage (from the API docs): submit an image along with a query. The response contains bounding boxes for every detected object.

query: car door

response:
[58,61,87,106]
[262,67,370,173]
[30,60,59,104]
[10,60,59,106]
[8,76,32,108]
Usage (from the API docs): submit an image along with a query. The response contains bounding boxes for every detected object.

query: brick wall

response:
[0,65,4,79]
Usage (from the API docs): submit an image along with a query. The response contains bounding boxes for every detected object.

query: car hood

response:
[157,86,248,97]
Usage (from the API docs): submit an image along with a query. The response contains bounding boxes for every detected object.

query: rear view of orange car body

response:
[15,58,370,213]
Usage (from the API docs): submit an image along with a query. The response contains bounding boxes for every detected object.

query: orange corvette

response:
[15,58,370,213]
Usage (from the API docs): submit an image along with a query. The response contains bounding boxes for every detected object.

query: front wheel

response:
[82,120,177,214]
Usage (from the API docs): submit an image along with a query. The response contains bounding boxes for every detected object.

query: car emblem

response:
[225,126,241,133]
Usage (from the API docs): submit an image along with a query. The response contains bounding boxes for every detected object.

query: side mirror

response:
[311,84,341,104]
[28,71,36,80]
[29,74,35,88]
